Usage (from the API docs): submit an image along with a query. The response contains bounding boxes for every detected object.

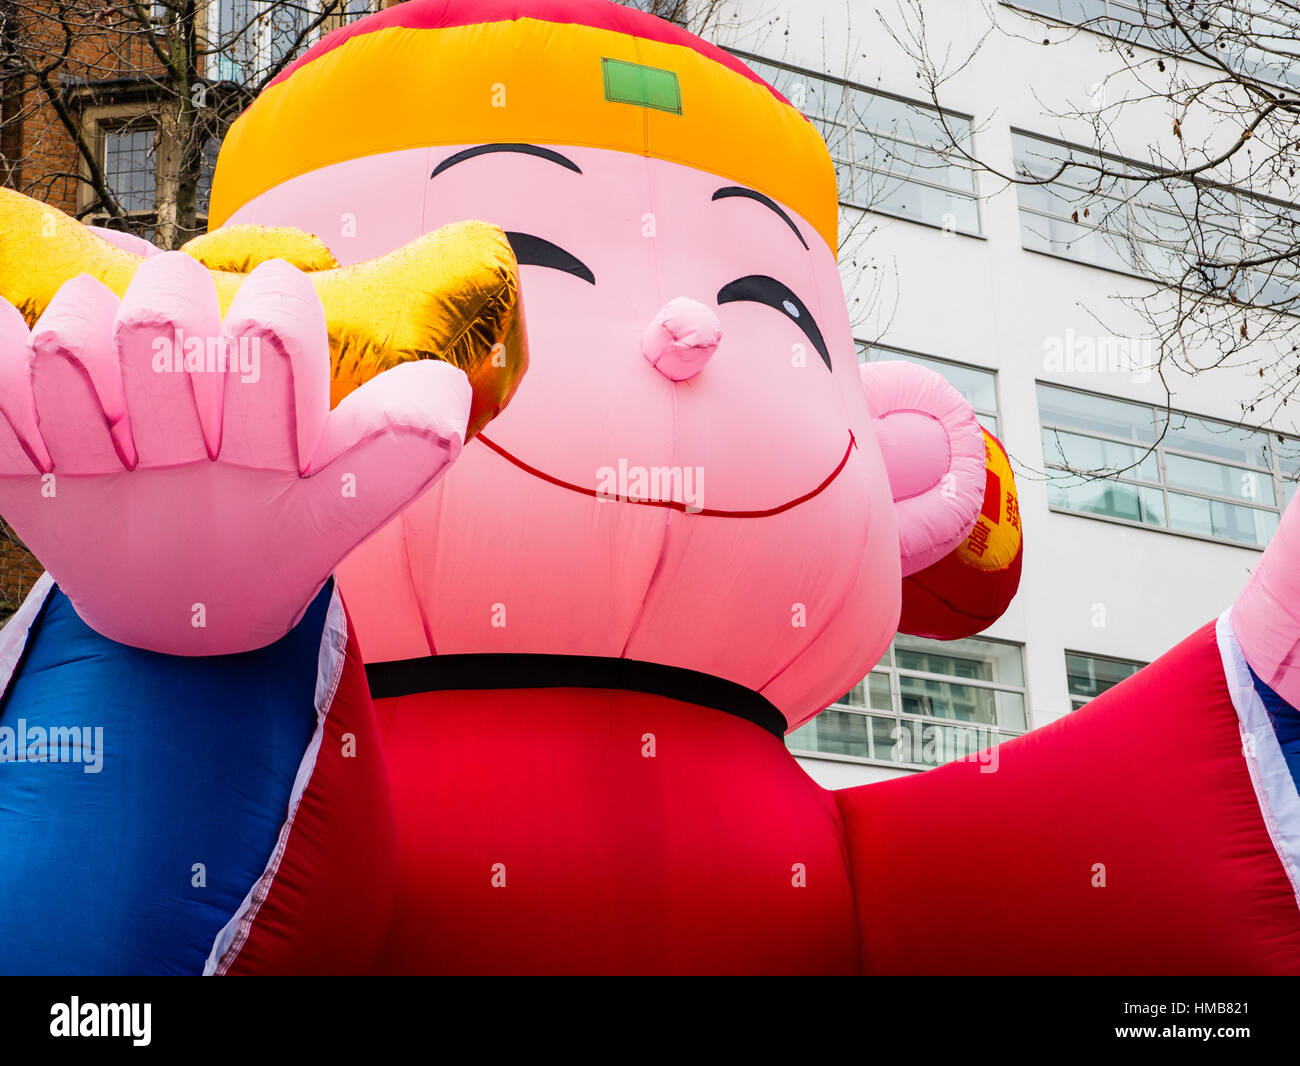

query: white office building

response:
[676,0,1299,787]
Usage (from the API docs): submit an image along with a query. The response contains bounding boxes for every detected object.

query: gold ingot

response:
[182,225,342,274]
[0,188,527,439]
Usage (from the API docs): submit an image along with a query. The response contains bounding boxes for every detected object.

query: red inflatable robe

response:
[216,604,1300,975]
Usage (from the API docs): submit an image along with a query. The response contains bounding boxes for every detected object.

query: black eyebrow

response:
[431,143,583,179]
[718,275,830,370]
[504,232,595,285]
[711,186,808,250]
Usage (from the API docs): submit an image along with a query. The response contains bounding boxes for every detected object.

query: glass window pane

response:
[1163,411,1271,468]
[896,682,1026,731]
[1276,436,1300,505]
[267,2,311,68]
[1030,1,1110,23]
[1275,437,1300,474]
[1251,265,1300,307]
[832,671,892,713]
[1037,384,1156,443]
[212,0,313,81]
[1130,178,1205,225]
[1167,490,1213,539]
[1011,130,1064,180]
[895,634,1025,686]
[212,0,256,80]
[909,721,993,767]
[857,129,975,194]
[746,60,841,121]
[1047,478,1166,525]
[1020,211,1137,272]
[803,80,845,122]
[1041,427,1160,482]
[1066,652,1143,705]
[1019,180,1129,231]
[815,119,852,159]
[795,635,1025,766]
[996,692,1028,731]
[863,173,979,232]
[785,720,817,751]
[898,675,997,725]
[1013,125,1298,302]
[742,58,979,231]
[195,135,220,218]
[1164,452,1276,505]
[1214,498,1278,546]
[871,715,901,762]
[853,91,960,149]
[1167,491,1278,546]
[1009,2,1300,86]
[785,710,870,758]
[104,126,155,214]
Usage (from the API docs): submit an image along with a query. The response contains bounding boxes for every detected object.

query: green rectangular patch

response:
[602,58,682,115]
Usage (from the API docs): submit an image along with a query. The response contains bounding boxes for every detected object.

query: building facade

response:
[744,0,1296,786]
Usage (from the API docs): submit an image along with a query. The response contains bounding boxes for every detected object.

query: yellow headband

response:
[210,18,839,252]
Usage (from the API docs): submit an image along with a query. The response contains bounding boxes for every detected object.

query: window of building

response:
[104,122,157,216]
[1066,651,1143,709]
[860,342,1000,435]
[735,52,982,235]
[208,0,324,83]
[1039,382,1300,547]
[96,117,219,241]
[195,134,221,219]
[1003,2,1300,89]
[786,635,1028,769]
[206,0,374,84]
[1012,130,1300,305]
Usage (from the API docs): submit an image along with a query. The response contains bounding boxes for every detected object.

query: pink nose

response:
[641,297,722,382]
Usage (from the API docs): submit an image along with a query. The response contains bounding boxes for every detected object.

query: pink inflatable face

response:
[227,143,904,727]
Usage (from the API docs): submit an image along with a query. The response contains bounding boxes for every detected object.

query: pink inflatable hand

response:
[1232,494,1300,706]
[0,254,471,655]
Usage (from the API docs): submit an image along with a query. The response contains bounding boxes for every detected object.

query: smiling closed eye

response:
[504,232,595,285]
[716,275,830,371]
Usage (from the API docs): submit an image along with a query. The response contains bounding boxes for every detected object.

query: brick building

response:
[1,2,170,220]
[0,524,40,622]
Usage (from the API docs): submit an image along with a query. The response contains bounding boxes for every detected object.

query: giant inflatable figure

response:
[0,0,1297,974]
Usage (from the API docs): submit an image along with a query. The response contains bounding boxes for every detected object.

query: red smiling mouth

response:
[474,431,858,518]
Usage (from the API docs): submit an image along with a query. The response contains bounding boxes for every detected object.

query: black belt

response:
[365,653,787,738]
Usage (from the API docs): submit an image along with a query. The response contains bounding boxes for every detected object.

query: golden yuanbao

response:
[0,187,528,440]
